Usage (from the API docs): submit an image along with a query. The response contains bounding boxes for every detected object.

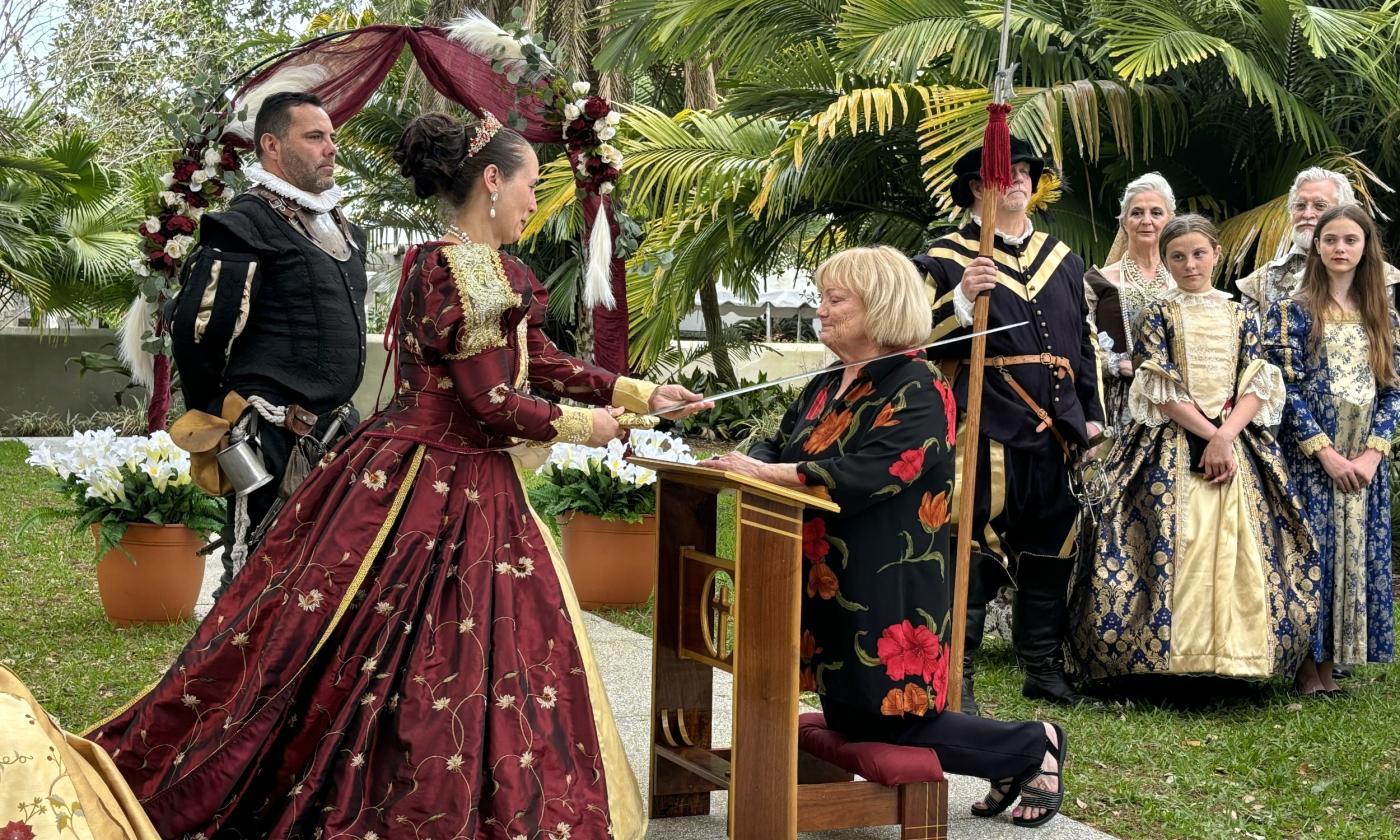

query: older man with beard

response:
[1237,167,1400,311]
[168,91,368,596]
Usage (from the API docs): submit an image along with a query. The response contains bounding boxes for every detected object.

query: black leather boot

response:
[1013,553,1084,706]
[961,599,987,716]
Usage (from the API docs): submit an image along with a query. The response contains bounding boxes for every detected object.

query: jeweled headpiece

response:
[466,110,502,158]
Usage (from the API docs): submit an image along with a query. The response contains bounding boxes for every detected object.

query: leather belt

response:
[987,353,1074,381]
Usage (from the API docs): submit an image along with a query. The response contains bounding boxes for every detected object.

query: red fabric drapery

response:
[224,25,559,147]
[217,24,629,372]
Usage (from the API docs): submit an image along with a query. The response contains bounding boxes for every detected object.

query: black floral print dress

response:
[748,353,957,718]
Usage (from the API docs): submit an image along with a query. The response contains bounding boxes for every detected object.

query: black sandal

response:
[1013,723,1068,828]
[970,777,1022,818]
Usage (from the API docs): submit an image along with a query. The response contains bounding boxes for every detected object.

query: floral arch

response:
[129,14,627,430]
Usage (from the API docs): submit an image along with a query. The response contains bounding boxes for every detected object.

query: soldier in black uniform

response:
[914,138,1104,710]
[168,91,368,594]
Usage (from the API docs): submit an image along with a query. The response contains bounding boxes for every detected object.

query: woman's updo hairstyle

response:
[393,111,531,205]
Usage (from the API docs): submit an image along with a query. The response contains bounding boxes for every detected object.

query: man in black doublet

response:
[168,92,368,593]
[913,138,1104,711]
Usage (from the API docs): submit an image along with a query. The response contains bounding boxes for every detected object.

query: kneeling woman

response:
[1069,215,1317,681]
[707,246,1067,827]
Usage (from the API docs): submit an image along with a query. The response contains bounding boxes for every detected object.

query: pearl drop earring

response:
[490,191,498,219]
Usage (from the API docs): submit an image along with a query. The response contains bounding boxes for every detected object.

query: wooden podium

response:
[632,458,841,839]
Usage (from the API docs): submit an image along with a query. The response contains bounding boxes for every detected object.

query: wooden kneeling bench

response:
[797,713,948,840]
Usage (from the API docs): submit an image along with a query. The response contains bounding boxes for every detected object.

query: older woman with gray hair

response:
[1084,173,1178,429]
[707,246,1070,827]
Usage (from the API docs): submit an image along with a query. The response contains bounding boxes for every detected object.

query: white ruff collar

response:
[244,162,343,213]
[971,213,1034,246]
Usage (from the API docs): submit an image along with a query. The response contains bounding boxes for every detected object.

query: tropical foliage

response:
[570,0,1400,369]
[0,104,142,325]
[529,429,697,521]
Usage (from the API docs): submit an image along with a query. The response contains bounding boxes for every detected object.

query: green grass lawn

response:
[0,440,195,730]
[5,438,1399,838]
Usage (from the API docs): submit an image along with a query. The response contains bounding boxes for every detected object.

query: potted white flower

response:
[23,429,225,626]
[531,430,696,608]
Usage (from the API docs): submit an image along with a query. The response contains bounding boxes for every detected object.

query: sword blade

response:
[647,320,1030,416]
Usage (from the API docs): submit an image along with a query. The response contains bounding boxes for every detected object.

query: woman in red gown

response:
[89,111,704,840]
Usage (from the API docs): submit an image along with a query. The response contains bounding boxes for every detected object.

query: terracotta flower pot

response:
[91,523,206,627]
[557,512,658,609]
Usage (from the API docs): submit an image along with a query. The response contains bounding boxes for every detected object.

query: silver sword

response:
[646,320,1031,416]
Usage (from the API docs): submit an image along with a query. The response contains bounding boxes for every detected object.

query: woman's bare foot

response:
[1295,658,1326,695]
[1012,722,1061,823]
[1317,659,1341,693]
[972,777,1019,816]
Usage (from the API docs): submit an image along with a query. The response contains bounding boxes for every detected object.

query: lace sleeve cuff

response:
[1236,359,1286,427]
[1127,363,1192,427]
[1366,435,1392,456]
[1300,433,1332,457]
[549,405,594,444]
[952,284,975,326]
[611,377,658,414]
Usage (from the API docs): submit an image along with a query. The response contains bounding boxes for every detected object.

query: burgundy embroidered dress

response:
[89,242,653,840]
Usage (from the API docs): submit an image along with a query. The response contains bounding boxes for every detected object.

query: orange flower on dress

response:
[800,667,817,692]
[803,409,853,454]
[918,490,950,531]
[879,683,930,717]
[806,561,839,600]
[843,380,875,404]
[873,402,900,428]
[800,630,823,661]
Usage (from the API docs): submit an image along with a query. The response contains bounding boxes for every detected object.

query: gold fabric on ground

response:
[1,667,159,839]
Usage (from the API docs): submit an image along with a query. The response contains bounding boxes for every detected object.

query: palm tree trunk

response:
[683,60,736,386]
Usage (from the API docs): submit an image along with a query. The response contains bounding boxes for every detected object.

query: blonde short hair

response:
[813,246,933,349]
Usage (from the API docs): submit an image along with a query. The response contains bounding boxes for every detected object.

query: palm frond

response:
[521,156,581,242]
[618,105,784,220]
[1096,3,1334,148]
[836,0,997,80]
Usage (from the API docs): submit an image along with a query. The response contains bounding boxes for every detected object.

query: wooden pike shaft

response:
[945,189,1000,713]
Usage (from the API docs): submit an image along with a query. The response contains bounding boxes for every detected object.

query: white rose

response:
[128,256,151,277]
[159,172,176,188]
[564,103,581,121]
[159,190,185,209]
[597,126,616,142]
[598,182,614,195]
[572,81,591,97]
[202,146,222,167]
[190,169,209,187]
[605,110,622,126]
[143,216,161,235]
[163,235,194,260]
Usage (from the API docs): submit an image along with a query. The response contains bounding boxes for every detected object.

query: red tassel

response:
[980,102,1013,193]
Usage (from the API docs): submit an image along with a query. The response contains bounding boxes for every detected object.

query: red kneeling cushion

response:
[798,712,945,786]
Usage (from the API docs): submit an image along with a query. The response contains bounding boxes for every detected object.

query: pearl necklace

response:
[445,223,473,244]
[1119,255,1172,345]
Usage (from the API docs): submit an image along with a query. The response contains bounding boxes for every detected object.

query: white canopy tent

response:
[678,268,819,341]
